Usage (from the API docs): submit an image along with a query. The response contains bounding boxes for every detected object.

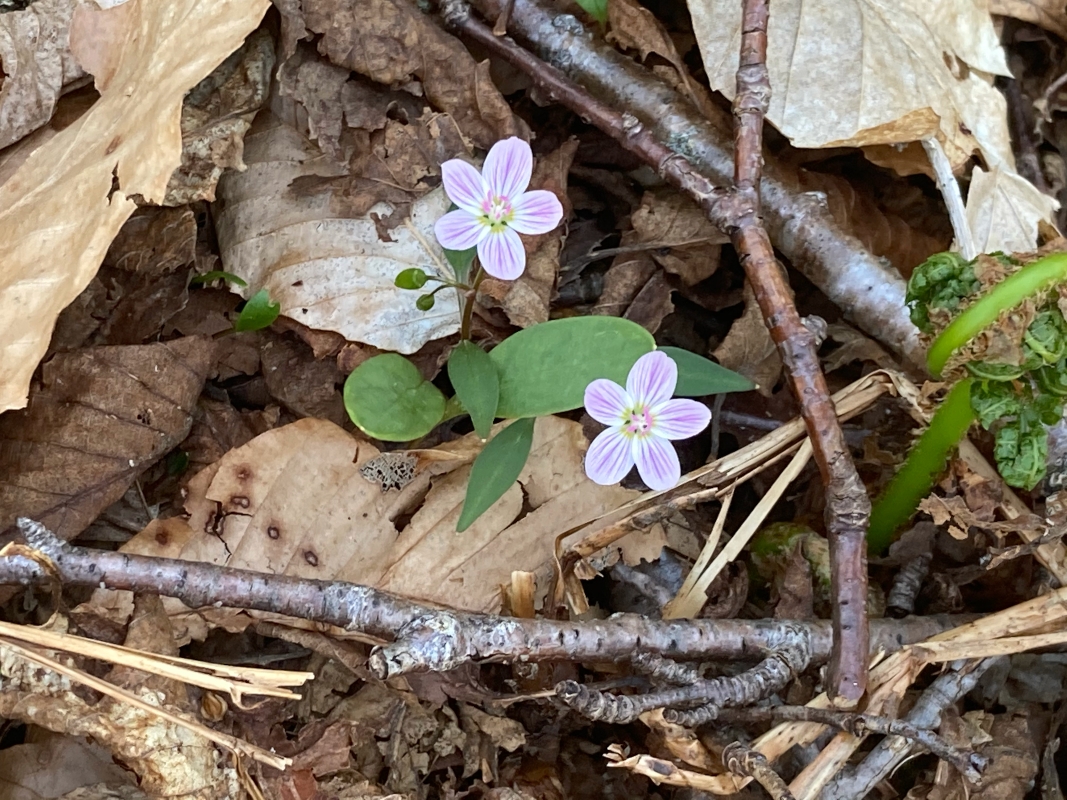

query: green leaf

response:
[448,341,499,439]
[189,270,248,288]
[416,294,436,311]
[457,418,535,532]
[491,317,655,418]
[344,354,446,441]
[443,246,477,284]
[573,0,608,24]
[970,380,1022,428]
[234,289,280,332]
[395,268,429,290]
[994,407,1049,491]
[659,346,755,396]
[905,252,979,333]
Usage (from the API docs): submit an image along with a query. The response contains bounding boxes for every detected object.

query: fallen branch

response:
[7,519,958,677]
[465,0,925,369]
[723,742,796,800]
[441,0,869,707]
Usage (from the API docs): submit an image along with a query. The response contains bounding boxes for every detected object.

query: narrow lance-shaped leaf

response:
[344,354,446,442]
[457,418,535,532]
[659,346,755,396]
[234,288,280,332]
[448,341,499,439]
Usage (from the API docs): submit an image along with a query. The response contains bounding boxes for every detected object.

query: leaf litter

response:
[1,0,1067,795]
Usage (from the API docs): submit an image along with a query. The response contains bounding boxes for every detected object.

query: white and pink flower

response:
[584,351,711,491]
[434,137,564,280]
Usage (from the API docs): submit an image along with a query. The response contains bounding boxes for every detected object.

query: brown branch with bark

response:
[723,742,796,800]
[440,0,869,706]
[6,519,958,678]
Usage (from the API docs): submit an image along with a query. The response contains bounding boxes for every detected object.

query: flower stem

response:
[926,253,1067,376]
[867,378,976,553]
[459,263,485,341]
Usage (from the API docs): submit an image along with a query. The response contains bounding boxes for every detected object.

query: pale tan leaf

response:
[0,0,270,412]
[213,114,461,354]
[965,166,1060,254]
[0,0,85,150]
[990,0,1067,40]
[688,0,1013,171]
[103,417,636,617]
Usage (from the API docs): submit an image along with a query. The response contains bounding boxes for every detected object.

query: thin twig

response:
[723,741,796,800]
[921,138,976,260]
[6,519,959,678]
[440,0,871,706]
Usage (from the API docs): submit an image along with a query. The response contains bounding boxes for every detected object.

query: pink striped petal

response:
[477,227,526,280]
[585,427,634,485]
[510,190,564,235]
[584,379,631,425]
[652,399,711,440]
[441,158,489,214]
[632,435,681,491]
[435,209,488,251]
[483,137,532,200]
[626,351,676,407]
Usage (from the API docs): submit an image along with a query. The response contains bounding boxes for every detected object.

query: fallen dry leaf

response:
[0,0,269,412]
[214,112,462,354]
[0,337,215,541]
[94,416,636,628]
[991,0,1067,40]
[631,189,727,285]
[712,284,781,396]
[298,0,523,149]
[0,0,85,150]
[688,0,1013,171]
[965,165,1060,253]
[822,322,899,373]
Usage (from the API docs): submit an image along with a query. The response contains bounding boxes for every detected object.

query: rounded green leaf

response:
[395,267,429,290]
[659,346,756,396]
[448,341,499,439]
[457,418,535,532]
[416,293,436,311]
[344,354,446,442]
[234,289,280,332]
[490,317,655,418]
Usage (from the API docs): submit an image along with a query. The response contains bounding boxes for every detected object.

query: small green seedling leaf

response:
[443,246,477,284]
[395,268,429,290]
[659,346,756,396]
[491,316,655,418]
[457,417,535,532]
[573,0,608,24]
[234,289,280,332]
[190,270,248,288]
[416,294,436,311]
[448,341,499,439]
[344,354,446,441]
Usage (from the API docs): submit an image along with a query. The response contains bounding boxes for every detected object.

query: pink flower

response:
[584,351,711,491]
[434,137,564,280]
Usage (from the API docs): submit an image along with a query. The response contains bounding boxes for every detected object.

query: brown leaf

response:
[259,332,345,424]
[0,0,270,412]
[0,0,86,150]
[0,337,215,541]
[991,0,1067,40]
[181,397,280,478]
[302,0,523,148]
[822,322,899,373]
[592,249,657,318]
[623,269,674,334]
[631,189,726,285]
[105,206,197,275]
[774,542,815,620]
[479,139,577,328]
[712,284,782,396]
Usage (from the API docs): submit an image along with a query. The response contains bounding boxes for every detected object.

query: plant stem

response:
[459,263,485,341]
[867,378,976,553]
[926,253,1067,376]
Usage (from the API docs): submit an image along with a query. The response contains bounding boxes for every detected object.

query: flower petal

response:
[477,227,526,280]
[483,137,532,200]
[632,435,681,491]
[435,209,488,251]
[653,399,711,440]
[441,158,489,214]
[585,427,634,485]
[626,350,677,407]
[585,379,631,425]
[510,190,564,235]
